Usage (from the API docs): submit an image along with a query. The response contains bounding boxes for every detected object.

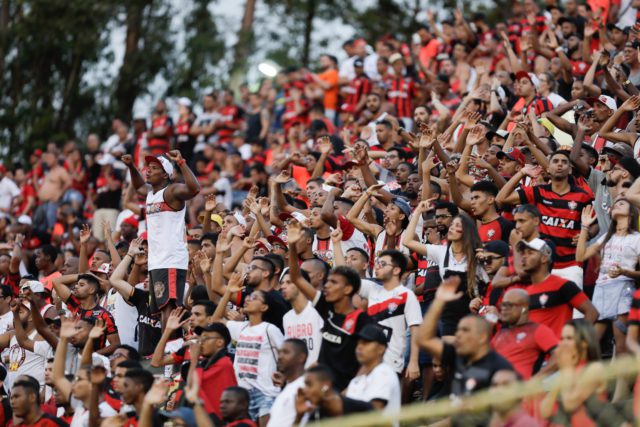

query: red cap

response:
[139,231,148,241]
[267,235,288,250]
[34,149,43,157]
[497,147,526,167]
[122,216,139,229]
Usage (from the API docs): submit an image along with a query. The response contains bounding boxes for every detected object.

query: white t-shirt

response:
[596,232,640,283]
[0,176,20,212]
[283,302,324,367]
[359,281,422,372]
[425,244,490,284]
[213,177,233,210]
[346,362,401,424]
[266,376,304,427]
[227,321,283,396]
[0,311,13,362]
[104,288,139,348]
[70,396,117,427]
[312,218,369,268]
[6,332,52,391]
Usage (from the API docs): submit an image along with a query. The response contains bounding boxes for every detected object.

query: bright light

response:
[258,61,279,78]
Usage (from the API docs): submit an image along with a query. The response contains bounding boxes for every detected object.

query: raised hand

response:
[166,308,189,331]
[9,298,20,314]
[166,150,183,163]
[143,379,169,406]
[102,220,113,242]
[317,136,333,154]
[365,183,384,198]
[121,154,133,166]
[258,197,270,216]
[416,197,437,213]
[521,164,542,178]
[79,224,91,245]
[89,318,106,340]
[467,125,485,145]
[581,205,597,227]
[286,221,303,245]
[419,125,436,149]
[621,95,640,112]
[198,251,212,273]
[59,317,77,339]
[204,194,216,212]
[274,170,291,184]
[14,233,25,245]
[242,235,257,250]
[330,222,343,243]
[128,237,144,257]
[227,271,246,294]
[445,160,459,175]
[435,276,463,302]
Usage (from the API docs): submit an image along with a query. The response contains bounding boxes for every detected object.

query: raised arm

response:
[121,154,147,192]
[151,308,189,367]
[81,319,107,367]
[102,220,122,267]
[330,225,346,267]
[402,200,430,256]
[345,185,384,238]
[287,222,318,301]
[570,117,591,178]
[211,272,244,324]
[52,318,75,401]
[496,170,527,208]
[78,224,91,273]
[51,274,77,303]
[165,150,201,201]
[11,300,35,352]
[27,294,59,348]
[575,206,601,262]
[417,276,461,357]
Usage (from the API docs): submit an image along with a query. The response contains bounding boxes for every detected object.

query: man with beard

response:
[606,157,640,199]
[497,151,595,289]
[404,171,422,208]
[358,93,389,146]
[469,181,513,243]
[433,201,458,242]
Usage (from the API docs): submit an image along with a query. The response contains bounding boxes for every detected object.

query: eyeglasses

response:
[246,265,267,272]
[246,293,264,303]
[110,352,128,360]
[435,214,452,219]
[375,260,392,268]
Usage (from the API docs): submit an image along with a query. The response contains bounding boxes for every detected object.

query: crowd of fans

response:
[4,0,640,425]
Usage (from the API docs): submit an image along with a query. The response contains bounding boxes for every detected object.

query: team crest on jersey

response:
[568,201,578,211]
[387,302,398,314]
[465,378,477,391]
[487,229,495,239]
[344,318,355,331]
[8,344,26,371]
[539,293,549,308]
[516,332,526,342]
[154,281,165,298]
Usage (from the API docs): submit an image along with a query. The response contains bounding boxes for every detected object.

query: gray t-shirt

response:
[586,168,611,241]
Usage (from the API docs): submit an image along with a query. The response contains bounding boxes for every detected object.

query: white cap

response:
[177,97,192,108]
[91,263,111,275]
[91,353,111,377]
[516,238,552,257]
[97,153,116,166]
[596,95,618,112]
[22,280,45,293]
[291,212,308,223]
[17,215,32,226]
[233,211,247,227]
[145,155,174,177]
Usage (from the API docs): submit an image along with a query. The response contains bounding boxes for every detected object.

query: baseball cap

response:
[91,354,111,377]
[496,147,526,166]
[211,214,223,227]
[22,280,45,294]
[357,324,390,345]
[90,263,111,275]
[194,323,232,345]
[159,408,196,427]
[279,211,308,224]
[267,235,288,251]
[255,239,272,252]
[17,215,33,226]
[139,231,148,241]
[603,142,634,158]
[617,157,640,179]
[607,23,630,34]
[354,58,364,68]
[389,53,404,64]
[392,197,412,218]
[122,216,139,229]
[177,97,192,108]
[144,155,174,177]
[586,95,618,112]
[45,316,61,326]
[514,71,540,90]
[486,129,509,141]
[483,240,509,258]
[516,238,552,258]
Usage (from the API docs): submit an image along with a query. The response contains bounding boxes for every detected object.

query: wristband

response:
[177,159,186,167]
[554,47,563,53]
[624,80,631,86]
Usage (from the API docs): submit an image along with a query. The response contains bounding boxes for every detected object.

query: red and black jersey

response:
[343,76,372,112]
[492,322,558,379]
[387,76,417,119]
[628,289,640,326]
[518,274,588,338]
[148,115,173,155]
[65,296,118,349]
[512,95,553,117]
[519,15,547,37]
[478,216,514,243]
[174,116,194,147]
[517,183,594,269]
[0,272,20,296]
[217,105,244,143]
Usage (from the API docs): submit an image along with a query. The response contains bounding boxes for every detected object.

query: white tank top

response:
[6,330,50,390]
[145,187,189,270]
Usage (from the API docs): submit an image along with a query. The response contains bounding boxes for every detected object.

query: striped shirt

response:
[518,183,594,269]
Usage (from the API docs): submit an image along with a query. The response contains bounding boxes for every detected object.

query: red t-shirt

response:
[517,275,588,338]
[478,216,513,243]
[197,354,237,418]
[492,322,558,379]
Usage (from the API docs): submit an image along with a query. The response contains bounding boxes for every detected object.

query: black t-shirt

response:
[308,396,373,421]
[314,294,370,391]
[128,287,162,357]
[238,288,290,332]
[442,342,513,396]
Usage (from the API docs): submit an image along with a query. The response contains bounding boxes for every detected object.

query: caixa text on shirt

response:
[139,314,161,329]
[541,216,575,229]
[322,331,342,344]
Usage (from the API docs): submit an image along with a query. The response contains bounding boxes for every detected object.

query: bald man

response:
[491,289,558,380]
[417,277,514,397]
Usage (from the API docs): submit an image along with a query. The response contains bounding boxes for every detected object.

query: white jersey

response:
[226,321,283,397]
[145,186,188,270]
[374,230,411,263]
[6,330,52,390]
[283,302,324,367]
[312,216,369,267]
[104,288,139,348]
[359,281,422,373]
[267,376,304,427]
[346,362,401,426]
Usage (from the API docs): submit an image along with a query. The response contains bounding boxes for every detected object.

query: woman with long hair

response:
[404,201,488,337]
[540,319,608,426]
[576,200,640,355]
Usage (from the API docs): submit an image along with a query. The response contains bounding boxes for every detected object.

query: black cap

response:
[483,240,509,258]
[618,157,640,179]
[354,58,364,68]
[581,143,599,160]
[194,323,232,345]
[357,324,390,345]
